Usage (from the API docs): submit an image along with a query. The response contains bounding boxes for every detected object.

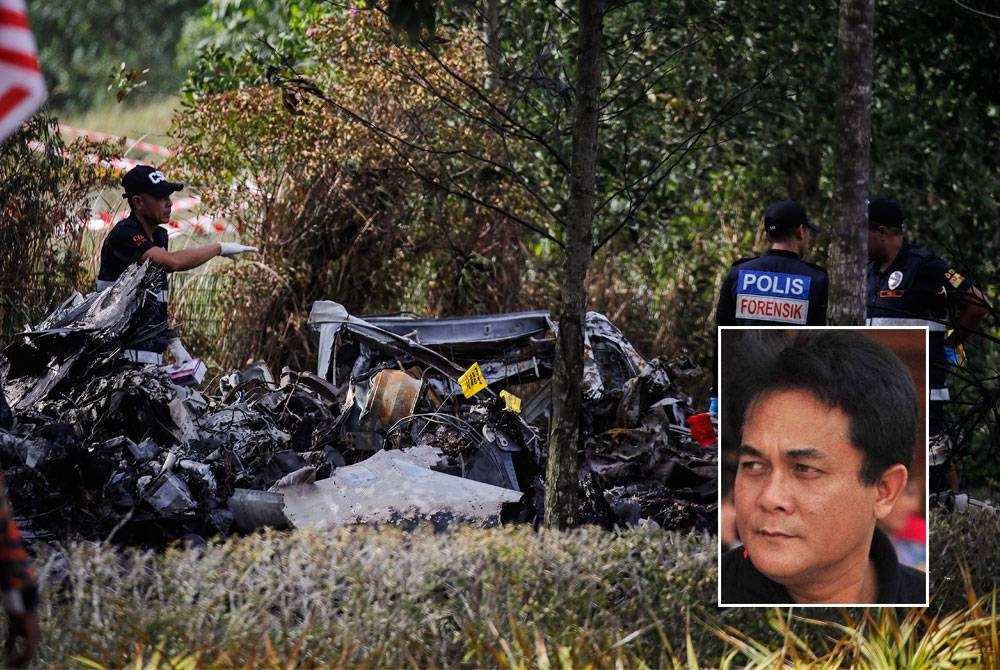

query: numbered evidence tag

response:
[499,389,522,414]
[459,362,488,398]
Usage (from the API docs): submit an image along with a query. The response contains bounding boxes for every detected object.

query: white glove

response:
[168,338,192,363]
[219,242,258,258]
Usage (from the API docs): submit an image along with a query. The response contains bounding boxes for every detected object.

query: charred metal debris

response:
[0,264,715,547]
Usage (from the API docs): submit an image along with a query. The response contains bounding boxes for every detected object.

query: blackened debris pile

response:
[0,271,715,547]
[310,302,716,532]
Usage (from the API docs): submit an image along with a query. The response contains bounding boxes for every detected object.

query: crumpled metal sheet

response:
[2,262,157,410]
[276,449,523,530]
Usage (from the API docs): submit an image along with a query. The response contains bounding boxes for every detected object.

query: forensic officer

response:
[716,199,828,327]
[865,195,987,489]
[97,165,258,365]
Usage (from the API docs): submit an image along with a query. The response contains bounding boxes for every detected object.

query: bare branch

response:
[273,65,566,237]
[378,44,570,172]
[593,76,771,251]
[410,36,574,173]
[952,0,1000,20]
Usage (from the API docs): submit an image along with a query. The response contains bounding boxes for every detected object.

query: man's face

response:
[734,389,879,597]
[132,193,172,225]
[867,226,885,261]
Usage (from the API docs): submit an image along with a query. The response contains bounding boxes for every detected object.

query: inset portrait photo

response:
[717,327,928,607]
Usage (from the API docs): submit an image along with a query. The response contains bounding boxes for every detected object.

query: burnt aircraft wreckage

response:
[0,261,716,546]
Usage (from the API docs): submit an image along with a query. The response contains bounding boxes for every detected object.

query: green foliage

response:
[166,1,998,391]
[25,517,1000,667]
[712,604,996,668]
[0,112,120,340]
[174,1,769,371]
[929,506,1000,614]
[108,63,149,104]
[29,0,203,112]
[178,0,333,98]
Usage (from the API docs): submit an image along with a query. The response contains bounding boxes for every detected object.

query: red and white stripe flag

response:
[0,0,46,141]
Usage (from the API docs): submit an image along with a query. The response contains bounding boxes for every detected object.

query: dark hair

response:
[733,329,918,484]
[764,227,798,244]
[868,195,906,232]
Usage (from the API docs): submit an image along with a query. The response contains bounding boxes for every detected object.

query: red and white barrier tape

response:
[29,126,237,237]
[58,124,173,158]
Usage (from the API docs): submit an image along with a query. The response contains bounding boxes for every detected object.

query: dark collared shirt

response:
[720,526,926,605]
[97,214,172,353]
[866,241,973,394]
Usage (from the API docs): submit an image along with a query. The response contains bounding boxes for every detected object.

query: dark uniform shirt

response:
[720,526,926,605]
[866,241,972,405]
[97,215,171,354]
[716,250,829,326]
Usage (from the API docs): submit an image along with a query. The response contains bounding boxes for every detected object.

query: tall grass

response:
[711,600,998,669]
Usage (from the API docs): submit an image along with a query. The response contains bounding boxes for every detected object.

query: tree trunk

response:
[544,0,603,530]
[482,0,501,89]
[828,0,873,325]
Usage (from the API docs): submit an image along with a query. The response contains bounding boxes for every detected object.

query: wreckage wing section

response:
[308,301,647,406]
[277,449,523,530]
[309,301,467,388]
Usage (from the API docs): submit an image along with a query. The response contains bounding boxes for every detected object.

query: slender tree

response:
[828,0,873,325]
[544,0,604,529]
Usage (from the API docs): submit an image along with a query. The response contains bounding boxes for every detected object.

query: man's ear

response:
[873,464,909,520]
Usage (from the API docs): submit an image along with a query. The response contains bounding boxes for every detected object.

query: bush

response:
[0,112,120,341]
[29,525,716,667]
[171,10,551,373]
[929,506,1000,613]
[13,509,1000,666]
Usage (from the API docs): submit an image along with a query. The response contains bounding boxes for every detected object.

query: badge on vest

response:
[734,270,810,324]
[945,269,965,288]
[888,270,903,290]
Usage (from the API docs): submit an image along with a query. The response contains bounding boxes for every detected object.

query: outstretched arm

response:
[142,243,221,272]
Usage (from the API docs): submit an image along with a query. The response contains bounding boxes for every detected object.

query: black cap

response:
[764,199,818,233]
[868,195,905,229]
[122,165,184,199]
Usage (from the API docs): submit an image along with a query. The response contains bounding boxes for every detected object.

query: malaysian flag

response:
[0,0,45,141]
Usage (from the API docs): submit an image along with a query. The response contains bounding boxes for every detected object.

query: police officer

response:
[716,199,828,326]
[97,165,258,365]
[865,195,987,490]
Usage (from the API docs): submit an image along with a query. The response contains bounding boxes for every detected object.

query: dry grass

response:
[56,96,180,148]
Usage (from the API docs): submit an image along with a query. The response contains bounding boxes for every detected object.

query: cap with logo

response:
[763,199,819,233]
[868,195,905,229]
[122,165,184,199]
